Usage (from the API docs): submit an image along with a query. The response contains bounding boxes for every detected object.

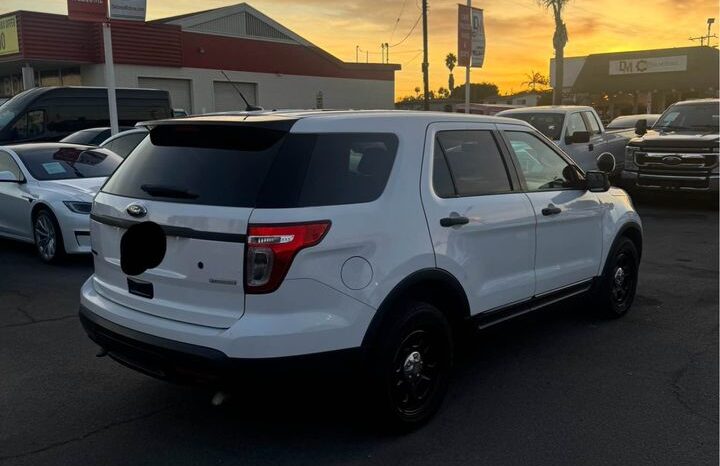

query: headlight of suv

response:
[63,201,92,214]
[625,146,639,171]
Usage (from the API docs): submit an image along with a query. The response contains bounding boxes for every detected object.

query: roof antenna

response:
[220,70,263,111]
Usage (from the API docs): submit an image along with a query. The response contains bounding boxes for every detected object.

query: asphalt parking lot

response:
[0,194,717,466]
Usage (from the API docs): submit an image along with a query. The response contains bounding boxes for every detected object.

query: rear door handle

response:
[440,216,469,227]
[541,205,562,216]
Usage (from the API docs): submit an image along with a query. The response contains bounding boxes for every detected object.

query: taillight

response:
[245,221,331,294]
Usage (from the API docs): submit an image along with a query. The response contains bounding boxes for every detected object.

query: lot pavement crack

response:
[0,314,77,329]
[669,330,718,426]
[0,404,176,461]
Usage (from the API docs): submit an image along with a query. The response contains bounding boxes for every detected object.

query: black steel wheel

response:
[366,301,453,431]
[594,237,639,317]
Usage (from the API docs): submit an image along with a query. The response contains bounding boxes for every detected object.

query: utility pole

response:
[385,43,389,63]
[421,0,430,110]
[356,45,359,63]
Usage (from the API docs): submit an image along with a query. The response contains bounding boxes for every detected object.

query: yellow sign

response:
[0,15,20,57]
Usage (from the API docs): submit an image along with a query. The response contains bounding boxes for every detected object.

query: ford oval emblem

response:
[662,155,683,166]
[126,204,147,218]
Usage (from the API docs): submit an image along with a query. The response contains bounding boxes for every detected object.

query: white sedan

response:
[0,143,123,263]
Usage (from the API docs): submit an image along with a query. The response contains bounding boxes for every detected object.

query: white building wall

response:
[81,64,395,113]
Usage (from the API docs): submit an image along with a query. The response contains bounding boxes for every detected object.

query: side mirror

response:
[586,170,610,192]
[0,170,20,183]
[596,152,616,174]
[635,118,648,136]
[566,130,590,144]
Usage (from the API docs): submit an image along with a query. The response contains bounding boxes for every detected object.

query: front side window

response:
[566,112,588,138]
[435,130,512,196]
[505,131,581,191]
[16,147,122,181]
[0,151,22,179]
[583,112,602,135]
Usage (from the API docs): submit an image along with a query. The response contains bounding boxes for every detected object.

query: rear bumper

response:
[80,305,362,384]
[621,170,719,192]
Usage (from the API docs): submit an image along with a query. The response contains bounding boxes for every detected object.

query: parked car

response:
[497,106,630,174]
[60,126,134,146]
[606,114,660,131]
[98,127,149,158]
[172,108,189,118]
[79,110,642,429]
[0,87,171,144]
[0,143,123,262]
[622,99,719,193]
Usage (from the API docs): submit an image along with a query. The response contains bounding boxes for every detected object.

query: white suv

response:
[80,111,642,429]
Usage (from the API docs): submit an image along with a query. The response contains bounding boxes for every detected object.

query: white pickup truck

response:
[497,106,630,174]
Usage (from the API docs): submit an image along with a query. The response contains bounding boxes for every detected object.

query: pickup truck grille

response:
[635,152,718,170]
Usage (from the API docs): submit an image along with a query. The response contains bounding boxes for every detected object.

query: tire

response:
[364,301,453,432]
[592,237,639,318]
[33,209,65,264]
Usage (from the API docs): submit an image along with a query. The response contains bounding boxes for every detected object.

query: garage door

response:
[213,82,257,112]
[138,77,192,113]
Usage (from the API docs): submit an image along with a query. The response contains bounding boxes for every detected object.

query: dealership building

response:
[0,4,399,112]
[550,46,719,119]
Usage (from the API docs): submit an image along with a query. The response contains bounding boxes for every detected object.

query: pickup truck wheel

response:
[365,301,452,431]
[593,237,638,318]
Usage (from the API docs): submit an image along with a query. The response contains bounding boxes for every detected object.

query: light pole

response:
[708,18,716,45]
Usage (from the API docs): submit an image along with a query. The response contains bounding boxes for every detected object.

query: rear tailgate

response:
[91,193,250,328]
[88,120,296,329]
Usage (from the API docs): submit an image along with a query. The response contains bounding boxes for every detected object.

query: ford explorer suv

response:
[497,106,630,175]
[79,111,642,430]
[622,99,719,193]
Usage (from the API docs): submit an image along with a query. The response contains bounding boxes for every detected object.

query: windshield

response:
[654,103,719,131]
[607,115,659,129]
[0,89,37,132]
[15,147,122,181]
[502,113,565,140]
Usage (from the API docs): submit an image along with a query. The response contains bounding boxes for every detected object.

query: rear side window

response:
[101,131,148,158]
[295,133,397,207]
[435,130,512,196]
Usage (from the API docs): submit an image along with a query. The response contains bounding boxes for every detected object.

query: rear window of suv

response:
[101,123,398,208]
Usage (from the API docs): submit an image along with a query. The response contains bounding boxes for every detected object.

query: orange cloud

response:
[1,0,717,99]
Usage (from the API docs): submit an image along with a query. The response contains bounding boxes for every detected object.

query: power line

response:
[389,0,409,42]
[403,50,423,65]
[389,12,422,48]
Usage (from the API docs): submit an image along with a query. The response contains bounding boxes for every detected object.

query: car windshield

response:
[0,90,35,131]
[502,113,565,140]
[15,146,122,181]
[654,103,719,131]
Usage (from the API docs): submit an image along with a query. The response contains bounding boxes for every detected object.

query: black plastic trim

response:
[90,213,247,243]
[79,305,361,384]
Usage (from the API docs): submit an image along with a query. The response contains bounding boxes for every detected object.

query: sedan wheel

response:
[34,211,64,263]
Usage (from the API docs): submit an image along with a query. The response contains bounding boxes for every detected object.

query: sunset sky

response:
[1,0,718,99]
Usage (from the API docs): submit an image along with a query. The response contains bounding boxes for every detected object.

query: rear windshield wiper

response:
[140,184,199,199]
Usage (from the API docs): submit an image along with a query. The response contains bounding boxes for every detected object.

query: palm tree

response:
[414,87,421,98]
[538,0,569,104]
[522,70,549,92]
[445,53,457,91]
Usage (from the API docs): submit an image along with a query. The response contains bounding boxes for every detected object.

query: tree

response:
[414,86,421,98]
[521,70,549,92]
[538,0,569,105]
[450,82,499,101]
[437,87,450,99]
[445,53,457,91]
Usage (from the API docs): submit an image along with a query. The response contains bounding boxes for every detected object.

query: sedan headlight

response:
[63,201,92,214]
[625,146,639,171]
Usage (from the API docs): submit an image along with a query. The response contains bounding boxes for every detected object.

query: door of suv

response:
[499,125,603,294]
[421,123,536,314]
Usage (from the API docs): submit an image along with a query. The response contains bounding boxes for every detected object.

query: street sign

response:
[67,0,107,22]
[0,15,20,56]
[110,0,147,21]
[458,4,485,68]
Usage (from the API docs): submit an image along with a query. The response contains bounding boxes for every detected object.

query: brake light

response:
[245,221,331,294]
